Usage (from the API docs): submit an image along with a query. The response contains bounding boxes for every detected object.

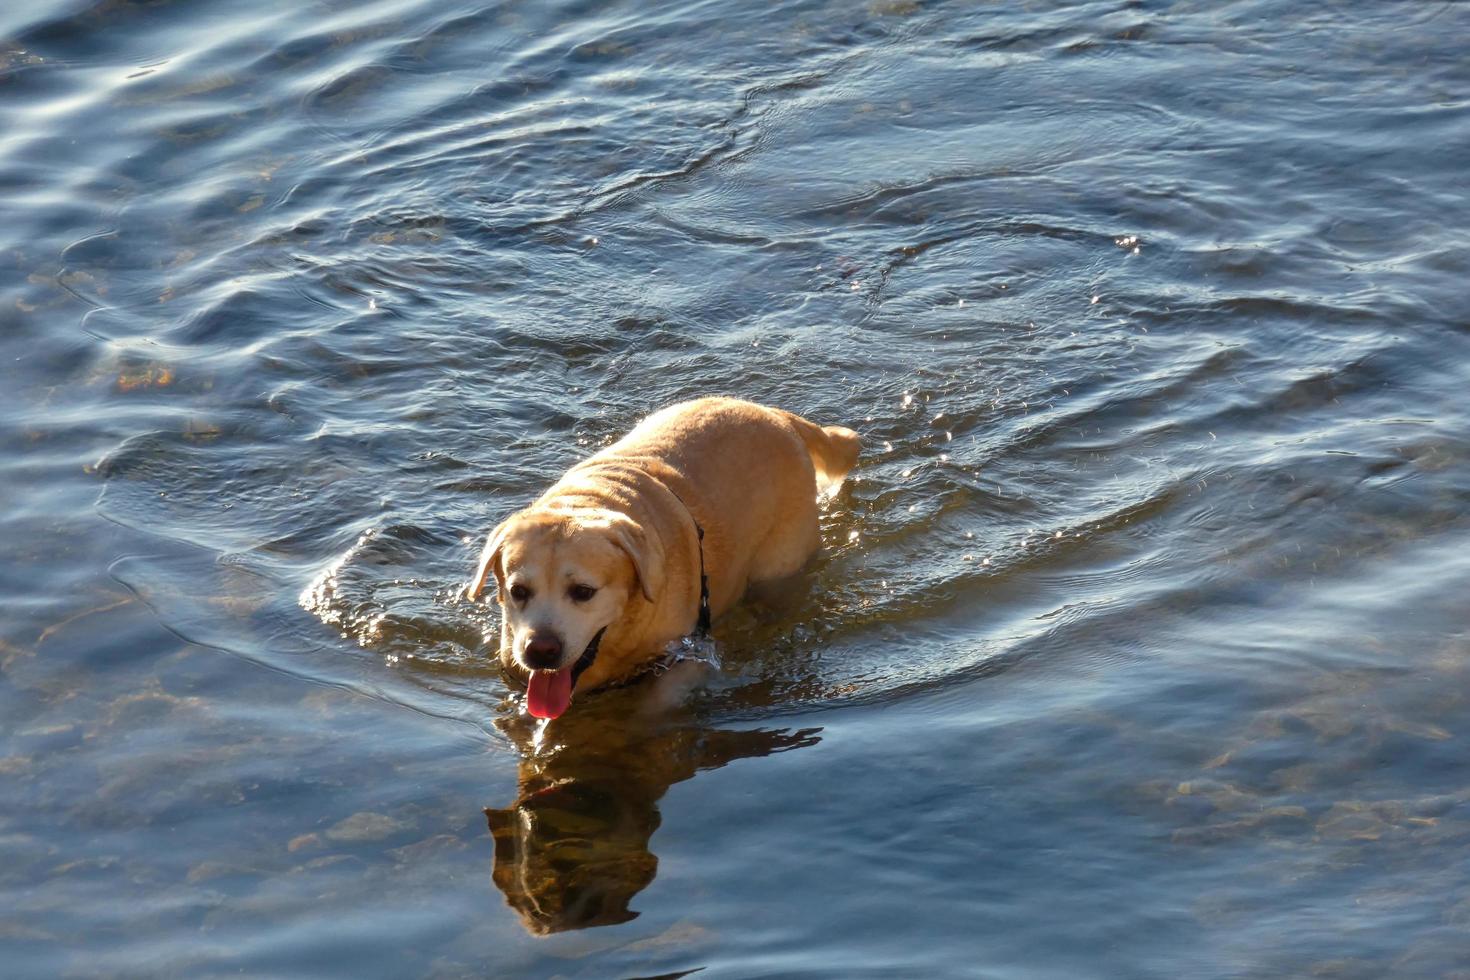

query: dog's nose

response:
[522,632,564,670]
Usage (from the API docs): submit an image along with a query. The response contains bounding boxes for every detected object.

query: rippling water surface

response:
[4,0,1470,975]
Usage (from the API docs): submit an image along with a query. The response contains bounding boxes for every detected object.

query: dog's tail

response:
[780,410,862,493]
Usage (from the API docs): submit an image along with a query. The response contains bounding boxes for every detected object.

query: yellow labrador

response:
[467,397,860,718]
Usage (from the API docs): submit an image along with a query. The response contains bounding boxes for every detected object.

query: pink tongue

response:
[526,669,574,719]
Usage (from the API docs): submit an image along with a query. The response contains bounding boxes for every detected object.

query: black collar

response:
[663,486,712,638]
[690,521,712,638]
[569,626,606,686]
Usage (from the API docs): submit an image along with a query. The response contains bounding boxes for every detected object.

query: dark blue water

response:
[4,0,1470,975]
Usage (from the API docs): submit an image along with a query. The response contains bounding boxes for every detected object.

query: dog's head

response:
[467,508,663,717]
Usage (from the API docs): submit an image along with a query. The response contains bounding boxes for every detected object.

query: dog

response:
[467,396,860,718]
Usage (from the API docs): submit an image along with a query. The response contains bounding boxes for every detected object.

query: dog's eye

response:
[568,584,597,603]
[508,583,531,604]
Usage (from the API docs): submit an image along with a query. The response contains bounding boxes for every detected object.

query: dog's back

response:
[589,395,860,606]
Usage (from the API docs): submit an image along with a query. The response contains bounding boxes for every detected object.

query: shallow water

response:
[4,0,1470,975]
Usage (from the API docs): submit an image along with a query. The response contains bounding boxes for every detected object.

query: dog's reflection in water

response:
[487,699,820,934]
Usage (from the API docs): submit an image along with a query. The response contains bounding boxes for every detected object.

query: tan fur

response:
[468,397,860,698]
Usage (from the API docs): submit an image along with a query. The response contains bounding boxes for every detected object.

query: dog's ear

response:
[604,515,664,604]
[467,518,512,601]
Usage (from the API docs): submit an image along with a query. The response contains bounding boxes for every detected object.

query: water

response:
[4,0,1469,975]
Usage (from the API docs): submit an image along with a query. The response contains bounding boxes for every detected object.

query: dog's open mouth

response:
[523,627,605,720]
[526,669,574,720]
